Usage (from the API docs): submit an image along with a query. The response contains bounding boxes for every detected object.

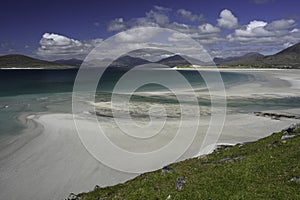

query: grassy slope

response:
[79,127,300,200]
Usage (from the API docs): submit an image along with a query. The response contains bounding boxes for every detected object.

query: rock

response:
[166,194,171,200]
[219,158,235,163]
[218,156,244,164]
[214,145,232,153]
[65,193,80,200]
[283,123,300,133]
[94,185,100,190]
[201,161,216,165]
[234,156,244,161]
[271,115,280,120]
[267,140,280,147]
[175,177,186,191]
[281,134,296,140]
[254,112,300,120]
[162,166,174,175]
[290,177,300,182]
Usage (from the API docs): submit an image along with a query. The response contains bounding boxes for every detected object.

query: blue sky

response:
[0,0,299,60]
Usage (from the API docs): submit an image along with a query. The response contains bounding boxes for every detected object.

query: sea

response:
[0,68,299,139]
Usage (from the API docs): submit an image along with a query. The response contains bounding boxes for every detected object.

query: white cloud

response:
[198,23,220,34]
[228,19,300,44]
[114,27,160,43]
[153,5,171,12]
[38,7,300,60]
[40,33,81,47]
[283,42,294,48]
[107,18,126,32]
[107,6,171,32]
[145,9,169,26]
[226,18,300,55]
[105,6,221,46]
[177,9,204,22]
[247,20,267,30]
[266,19,296,30]
[167,32,190,42]
[233,20,269,37]
[217,9,238,29]
[37,33,102,59]
[166,22,222,45]
[168,22,196,34]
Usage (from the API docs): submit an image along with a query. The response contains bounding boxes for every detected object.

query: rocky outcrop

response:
[280,123,300,140]
[254,112,300,120]
[175,177,186,191]
[161,166,175,175]
[65,193,80,200]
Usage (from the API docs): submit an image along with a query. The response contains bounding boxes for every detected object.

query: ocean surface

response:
[0,68,299,138]
[1,68,300,200]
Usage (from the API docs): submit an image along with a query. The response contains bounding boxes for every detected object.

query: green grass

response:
[78,127,300,200]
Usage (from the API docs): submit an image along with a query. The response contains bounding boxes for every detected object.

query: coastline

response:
[173,67,286,71]
[1,111,299,200]
[77,122,300,200]
[0,69,299,200]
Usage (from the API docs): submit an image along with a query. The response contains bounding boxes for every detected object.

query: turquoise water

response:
[0,68,299,137]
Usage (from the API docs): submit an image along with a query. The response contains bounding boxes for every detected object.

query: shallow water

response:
[0,68,299,138]
[0,68,300,200]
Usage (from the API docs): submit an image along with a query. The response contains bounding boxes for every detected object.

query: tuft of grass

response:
[78,127,300,200]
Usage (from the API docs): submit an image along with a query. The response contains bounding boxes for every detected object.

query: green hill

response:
[73,124,300,200]
[0,54,77,69]
[214,42,300,68]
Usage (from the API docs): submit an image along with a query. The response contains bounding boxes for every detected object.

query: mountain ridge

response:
[214,42,300,68]
[1,42,299,69]
[0,54,77,69]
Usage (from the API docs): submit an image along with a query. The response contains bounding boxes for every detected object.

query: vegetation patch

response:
[70,124,300,200]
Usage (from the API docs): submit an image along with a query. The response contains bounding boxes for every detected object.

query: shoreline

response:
[0,69,299,200]
[77,122,300,199]
[0,110,299,200]
[173,67,287,71]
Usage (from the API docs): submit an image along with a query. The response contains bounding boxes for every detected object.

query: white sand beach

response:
[0,69,299,200]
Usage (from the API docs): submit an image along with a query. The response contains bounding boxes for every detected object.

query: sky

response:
[0,0,300,60]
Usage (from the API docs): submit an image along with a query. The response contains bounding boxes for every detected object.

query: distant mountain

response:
[54,58,83,67]
[84,58,113,67]
[109,55,150,67]
[263,43,300,67]
[81,56,150,68]
[277,42,300,55]
[0,54,76,69]
[157,54,209,67]
[214,42,300,68]
[2,43,299,69]
[157,55,190,67]
[127,48,174,62]
[214,52,264,66]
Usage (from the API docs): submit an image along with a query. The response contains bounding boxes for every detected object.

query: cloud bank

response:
[37,6,300,59]
[37,33,102,59]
